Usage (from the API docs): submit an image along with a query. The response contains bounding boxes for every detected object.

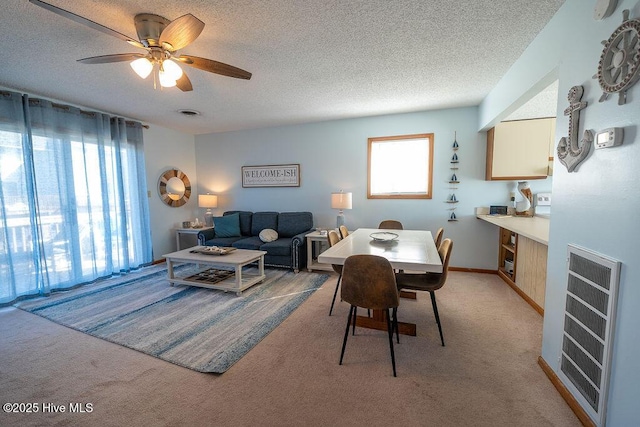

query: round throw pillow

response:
[259,228,278,243]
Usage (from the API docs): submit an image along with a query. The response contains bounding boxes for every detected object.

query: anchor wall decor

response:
[557,85,593,172]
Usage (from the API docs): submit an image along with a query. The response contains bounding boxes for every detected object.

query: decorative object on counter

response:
[241,164,300,188]
[489,205,508,216]
[595,9,640,105]
[515,181,534,216]
[182,221,192,228]
[191,218,204,228]
[446,132,460,221]
[331,190,352,228]
[198,193,218,227]
[557,85,593,173]
[158,169,191,207]
[594,0,618,20]
[509,191,516,208]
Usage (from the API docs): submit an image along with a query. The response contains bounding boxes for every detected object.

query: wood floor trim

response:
[537,356,596,427]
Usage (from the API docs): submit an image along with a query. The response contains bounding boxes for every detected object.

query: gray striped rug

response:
[16,265,328,373]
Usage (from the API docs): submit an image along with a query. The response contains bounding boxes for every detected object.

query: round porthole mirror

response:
[158,169,191,207]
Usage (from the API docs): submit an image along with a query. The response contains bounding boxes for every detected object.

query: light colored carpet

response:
[15,265,328,373]
[0,271,580,427]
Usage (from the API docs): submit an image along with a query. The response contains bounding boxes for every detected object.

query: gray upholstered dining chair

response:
[378,220,403,230]
[434,227,444,249]
[395,238,453,347]
[339,254,400,377]
[339,225,349,240]
[327,230,343,316]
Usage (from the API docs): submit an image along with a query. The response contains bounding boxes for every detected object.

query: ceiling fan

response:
[29,0,252,91]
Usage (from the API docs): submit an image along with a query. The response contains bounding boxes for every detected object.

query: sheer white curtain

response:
[0,91,152,305]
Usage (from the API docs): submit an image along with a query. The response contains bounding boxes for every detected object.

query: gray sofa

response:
[197,211,314,272]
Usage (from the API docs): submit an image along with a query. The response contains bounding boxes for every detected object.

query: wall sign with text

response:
[241,164,300,188]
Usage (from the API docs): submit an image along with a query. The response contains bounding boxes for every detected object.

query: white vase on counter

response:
[516,181,533,216]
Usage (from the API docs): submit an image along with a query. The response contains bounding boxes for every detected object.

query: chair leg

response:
[430,291,445,346]
[392,307,399,344]
[340,305,355,365]
[329,274,341,316]
[352,306,357,335]
[386,308,397,377]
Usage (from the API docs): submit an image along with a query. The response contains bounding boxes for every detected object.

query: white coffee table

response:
[162,247,267,295]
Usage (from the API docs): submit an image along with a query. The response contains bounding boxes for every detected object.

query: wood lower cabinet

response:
[515,236,547,310]
[497,227,547,315]
[498,228,517,281]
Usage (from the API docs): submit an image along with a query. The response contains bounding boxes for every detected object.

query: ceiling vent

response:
[178,109,200,117]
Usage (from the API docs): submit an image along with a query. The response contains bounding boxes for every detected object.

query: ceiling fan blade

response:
[178,55,252,80]
[159,14,204,52]
[29,0,145,49]
[176,73,193,92]
[77,53,146,64]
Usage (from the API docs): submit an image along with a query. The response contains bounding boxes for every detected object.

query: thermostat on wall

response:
[595,127,623,149]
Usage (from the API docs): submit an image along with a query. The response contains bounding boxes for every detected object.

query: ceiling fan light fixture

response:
[130,57,153,79]
[158,69,177,88]
[162,59,183,80]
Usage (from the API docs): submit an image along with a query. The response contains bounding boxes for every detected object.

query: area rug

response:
[16,265,328,373]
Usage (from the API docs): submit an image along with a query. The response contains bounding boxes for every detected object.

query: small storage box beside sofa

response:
[197,211,314,273]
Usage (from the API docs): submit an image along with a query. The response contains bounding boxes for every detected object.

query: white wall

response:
[194,107,552,270]
[480,0,640,424]
[143,125,197,260]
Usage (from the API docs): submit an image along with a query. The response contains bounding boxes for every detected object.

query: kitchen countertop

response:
[477,214,549,245]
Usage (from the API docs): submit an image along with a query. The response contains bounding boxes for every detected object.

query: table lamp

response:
[331,191,352,228]
[198,194,218,227]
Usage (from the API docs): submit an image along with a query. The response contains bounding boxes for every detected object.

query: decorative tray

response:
[191,246,237,256]
[370,232,399,242]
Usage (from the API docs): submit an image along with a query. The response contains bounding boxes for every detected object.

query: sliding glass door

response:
[0,91,152,305]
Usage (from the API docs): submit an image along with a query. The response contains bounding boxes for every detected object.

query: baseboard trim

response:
[497,269,544,316]
[449,266,497,274]
[152,258,166,265]
[537,356,596,427]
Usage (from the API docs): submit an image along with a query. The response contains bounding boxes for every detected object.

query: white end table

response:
[305,230,334,272]
[175,226,214,251]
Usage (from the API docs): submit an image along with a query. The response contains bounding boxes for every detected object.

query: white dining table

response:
[318,228,443,335]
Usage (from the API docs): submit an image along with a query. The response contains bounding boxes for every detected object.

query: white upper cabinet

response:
[486,118,556,180]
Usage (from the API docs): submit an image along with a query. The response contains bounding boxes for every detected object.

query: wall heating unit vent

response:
[559,244,621,427]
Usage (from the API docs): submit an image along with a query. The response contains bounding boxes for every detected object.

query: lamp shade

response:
[331,192,352,210]
[130,58,153,79]
[198,194,218,209]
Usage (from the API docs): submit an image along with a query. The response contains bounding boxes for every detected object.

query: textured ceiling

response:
[505,80,559,121]
[0,0,565,135]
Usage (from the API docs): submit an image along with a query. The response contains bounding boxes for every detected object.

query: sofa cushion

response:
[260,238,292,257]
[259,228,278,242]
[213,213,241,237]
[204,236,244,247]
[251,212,279,236]
[231,236,263,250]
[224,211,253,236]
[277,212,313,237]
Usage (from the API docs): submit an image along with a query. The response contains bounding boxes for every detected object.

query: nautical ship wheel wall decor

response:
[596,9,640,105]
